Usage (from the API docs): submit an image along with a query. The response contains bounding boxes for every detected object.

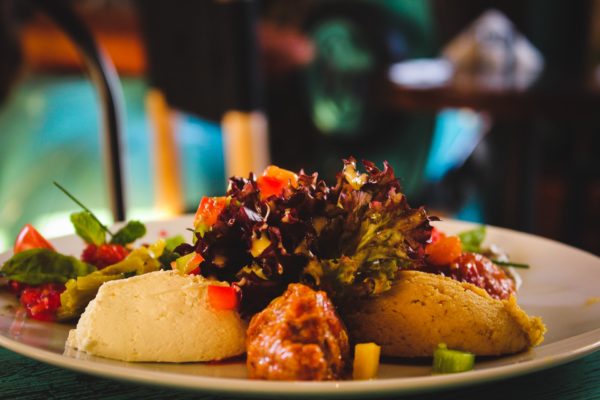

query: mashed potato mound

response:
[66,270,246,362]
[342,270,545,357]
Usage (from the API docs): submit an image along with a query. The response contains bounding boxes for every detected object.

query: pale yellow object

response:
[585,297,600,306]
[250,234,271,257]
[66,270,247,362]
[222,110,269,179]
[343,270,546,357]
[353,343,381,380]
[147,89,185,216]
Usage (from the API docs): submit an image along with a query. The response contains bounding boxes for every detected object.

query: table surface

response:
[383,69,600,118]
[1,346,599,400]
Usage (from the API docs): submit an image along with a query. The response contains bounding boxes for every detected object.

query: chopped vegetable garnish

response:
[425,236,462,266]
[207,285,239,311]
[256,165,298,200]
[353,342,381,380]
[458,226,486,253]
[250,233,271,257]
[13,224,55,254]
[492,260,530,269]
[171,253,204,275]
[432,343,475,373]
[194,196,229,233]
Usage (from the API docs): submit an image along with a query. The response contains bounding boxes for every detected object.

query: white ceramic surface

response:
[1,216,600,398]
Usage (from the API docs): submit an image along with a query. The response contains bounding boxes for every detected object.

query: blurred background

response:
[0,0,598,255]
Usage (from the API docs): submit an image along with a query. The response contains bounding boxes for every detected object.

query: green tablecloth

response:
[1,347,599,400]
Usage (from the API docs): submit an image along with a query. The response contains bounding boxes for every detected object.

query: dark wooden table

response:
[1,346,599,400]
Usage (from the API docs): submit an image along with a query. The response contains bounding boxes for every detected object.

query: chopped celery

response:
[432,343,475,374]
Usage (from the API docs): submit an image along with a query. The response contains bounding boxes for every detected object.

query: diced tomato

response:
[19,283,65,321]
[207,285,239,311]
[81,243,129,269]
[8,280,27,295]
[256,165,298,200]
[194,196,228,230]
[429,227,445,244]
[14,224,55,254]
[425,235,462,266]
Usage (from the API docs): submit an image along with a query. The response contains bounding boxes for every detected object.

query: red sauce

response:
[424,252,515,300]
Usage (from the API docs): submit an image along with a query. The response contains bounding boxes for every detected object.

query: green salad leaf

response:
[57,242,165,321]
[458,226,486,253]
[197,158,435,313]
[70,211,106,246]
[111,220,147,245]
[164,235,185,251]
[0,248,96,285]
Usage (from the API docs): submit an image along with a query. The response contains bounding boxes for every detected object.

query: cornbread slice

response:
[342,270,545,357]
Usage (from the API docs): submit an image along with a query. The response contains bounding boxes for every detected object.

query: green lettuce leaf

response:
[306,192,431,300]
[57,242,165,321]
[164,235,185,251]
[0,248,96,285]
[458,226,486,253]
[111,220,147,245]
[70,211,106,245]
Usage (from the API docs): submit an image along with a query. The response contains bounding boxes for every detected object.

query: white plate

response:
[1,216,600,398]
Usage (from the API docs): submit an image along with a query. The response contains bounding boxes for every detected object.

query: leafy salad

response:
[0,158,525,322]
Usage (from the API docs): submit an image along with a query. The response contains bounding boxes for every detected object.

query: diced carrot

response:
[425,235,462,266]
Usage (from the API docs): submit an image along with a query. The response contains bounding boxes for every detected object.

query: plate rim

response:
[1,328,600,397]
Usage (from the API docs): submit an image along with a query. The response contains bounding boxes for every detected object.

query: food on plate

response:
[57,241,167,321]
[186,158,433,316]
[352,342,381,380]
[66,270,246,362]
[0,158,546,380]
[432,343,475,374]
[342,270,545,357]
[0,184,152,321]
[246,283,349,380]
[13,224,55,253]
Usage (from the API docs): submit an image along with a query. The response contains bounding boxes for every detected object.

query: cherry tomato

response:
[207,285,239,311]
[14,224,55,254]
[256,165,298,200]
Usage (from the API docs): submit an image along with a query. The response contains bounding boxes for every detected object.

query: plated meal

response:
[0,158,547,381]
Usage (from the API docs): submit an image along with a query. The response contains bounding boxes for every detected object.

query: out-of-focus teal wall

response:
[0,75,225,252]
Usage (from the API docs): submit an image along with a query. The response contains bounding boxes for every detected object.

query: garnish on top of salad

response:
[177,158,434,314]
[2,158,528,321]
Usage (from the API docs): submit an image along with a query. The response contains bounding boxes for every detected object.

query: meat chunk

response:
[246,283,349,380]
